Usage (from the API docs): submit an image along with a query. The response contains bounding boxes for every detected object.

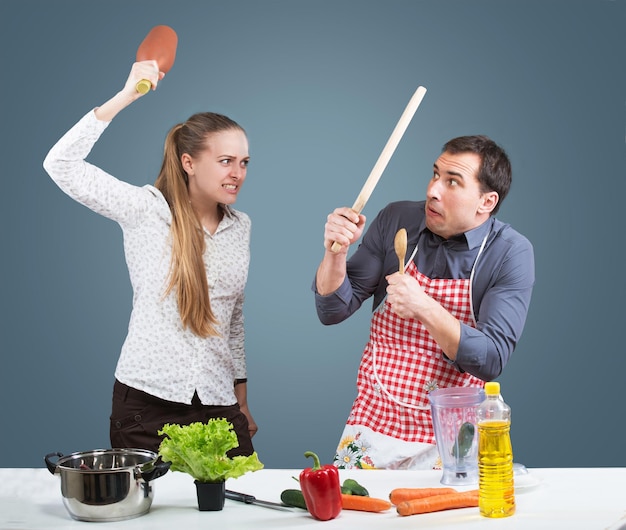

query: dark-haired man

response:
[313,136,534,469]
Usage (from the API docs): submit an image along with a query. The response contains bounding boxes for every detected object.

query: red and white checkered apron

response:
[345,257,484,446]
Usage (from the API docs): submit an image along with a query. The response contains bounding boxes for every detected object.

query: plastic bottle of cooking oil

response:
[477,381,515,518]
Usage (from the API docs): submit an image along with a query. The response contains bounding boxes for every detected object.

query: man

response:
[313,135,534,470]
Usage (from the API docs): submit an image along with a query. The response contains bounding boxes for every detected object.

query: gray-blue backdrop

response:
[2,0,625,469]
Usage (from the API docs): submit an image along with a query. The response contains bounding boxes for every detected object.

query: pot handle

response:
[140,460,171,482]
[44,452,63,475]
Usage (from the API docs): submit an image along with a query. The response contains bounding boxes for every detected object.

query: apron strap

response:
[371,342,431,410]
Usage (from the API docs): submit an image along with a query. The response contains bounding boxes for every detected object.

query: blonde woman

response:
[43,60,257,456]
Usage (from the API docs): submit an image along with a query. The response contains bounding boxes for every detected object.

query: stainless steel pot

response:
[44,448,170,522]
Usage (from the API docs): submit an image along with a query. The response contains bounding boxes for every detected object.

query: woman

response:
[43,60,258,456]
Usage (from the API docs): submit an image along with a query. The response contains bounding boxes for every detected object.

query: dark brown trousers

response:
[110,379,254,457]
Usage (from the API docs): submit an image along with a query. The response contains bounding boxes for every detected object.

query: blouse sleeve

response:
[43,110,157,229]
[227,211,251,380]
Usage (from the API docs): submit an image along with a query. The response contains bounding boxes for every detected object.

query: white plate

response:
[514,466,542,492]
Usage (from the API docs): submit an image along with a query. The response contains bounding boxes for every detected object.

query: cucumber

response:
[280,489,307,509]
[342,478,369,496]
[452,421,475,458]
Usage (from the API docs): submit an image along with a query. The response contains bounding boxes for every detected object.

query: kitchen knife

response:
[225,489,295,512]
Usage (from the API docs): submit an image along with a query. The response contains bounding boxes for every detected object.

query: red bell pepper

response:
[299,451,343,521]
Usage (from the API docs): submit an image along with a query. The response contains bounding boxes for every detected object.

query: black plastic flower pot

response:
[194,480,225,511]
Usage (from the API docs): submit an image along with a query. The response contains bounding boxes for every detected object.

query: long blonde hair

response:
[154,112,246,338]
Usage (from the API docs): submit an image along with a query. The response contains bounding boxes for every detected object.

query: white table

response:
[1,467,625,529]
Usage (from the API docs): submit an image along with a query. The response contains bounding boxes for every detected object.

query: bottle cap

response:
[484,381,500,395]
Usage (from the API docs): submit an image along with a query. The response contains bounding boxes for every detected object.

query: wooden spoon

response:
[394,228,407,274]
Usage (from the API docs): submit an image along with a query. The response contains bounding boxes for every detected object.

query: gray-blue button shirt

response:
[313,200,535,381]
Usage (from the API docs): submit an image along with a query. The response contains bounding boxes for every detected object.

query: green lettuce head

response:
[158,419,263,483]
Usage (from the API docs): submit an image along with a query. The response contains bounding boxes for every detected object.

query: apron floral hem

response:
[333,424,442,470]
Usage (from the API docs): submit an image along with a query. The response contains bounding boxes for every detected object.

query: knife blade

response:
[225,489,295,512]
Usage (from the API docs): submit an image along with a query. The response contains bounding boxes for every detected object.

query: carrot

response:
[389,487,458,505]
[340,493,392,512]
[396,489,479,516]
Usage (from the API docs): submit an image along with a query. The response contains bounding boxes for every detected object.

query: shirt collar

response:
[203,204,237,237]
[465,218,494,249]
[419,216,494,250]
[220,203,235,220]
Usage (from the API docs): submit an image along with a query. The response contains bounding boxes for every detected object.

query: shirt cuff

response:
[311,276,353,305]
[88,108,112,129]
